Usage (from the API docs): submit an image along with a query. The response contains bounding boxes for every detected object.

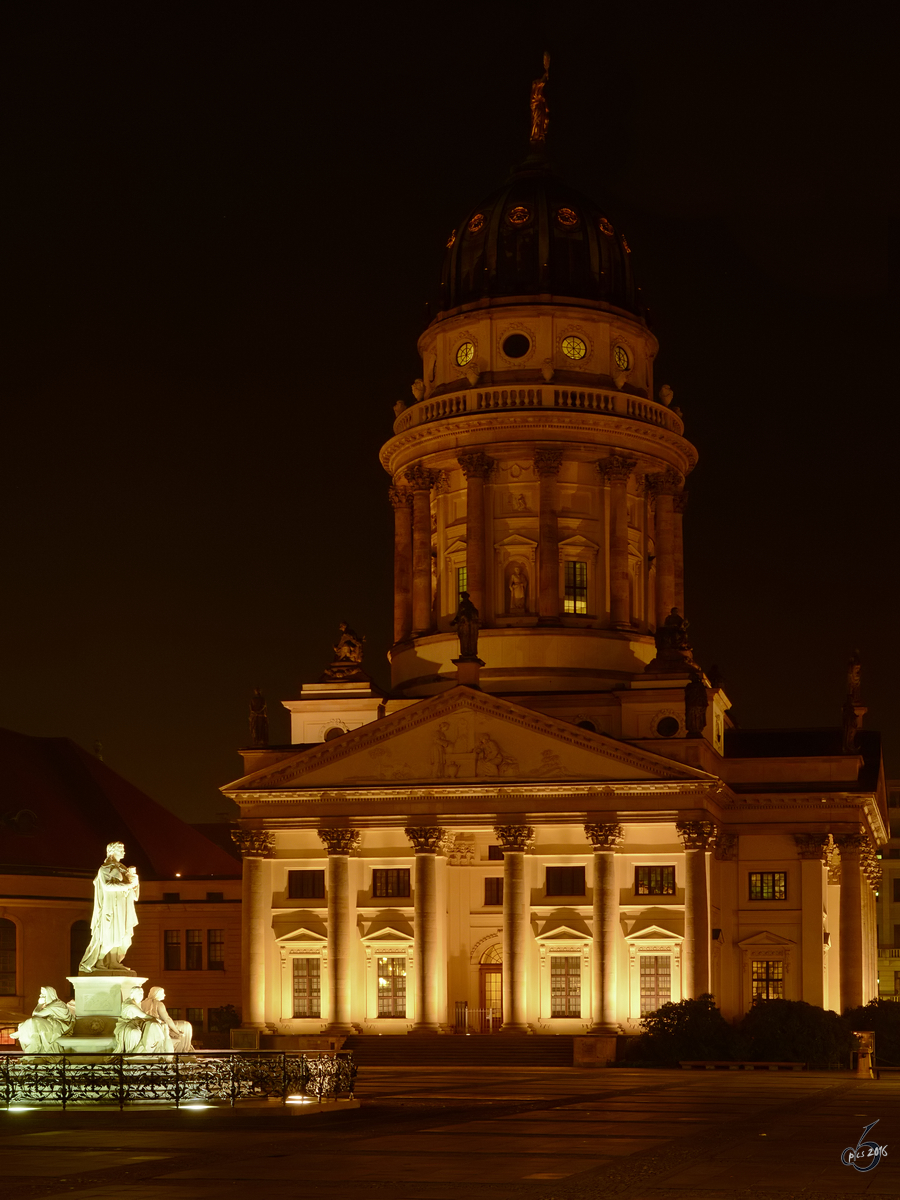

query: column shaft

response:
[838,836,865,1012]
[592,851,619,1029]
[501,849,528,1030]
[673,493,687,613]
[406,467,434,636]
[326,853,353,1031]
[799,853,827,1008]
[389,486,413,643]
[242,856,269,1028]
[413,852,440,1029]
[655,492,676,625]
[678,821,716,999]
[458,454,493,618]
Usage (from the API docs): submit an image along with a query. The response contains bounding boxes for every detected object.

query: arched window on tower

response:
[0,918,17,995]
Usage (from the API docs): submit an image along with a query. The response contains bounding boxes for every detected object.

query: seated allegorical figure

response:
[11,986,75,1053]
[112,985,173,1054]
[141,986,193,1053]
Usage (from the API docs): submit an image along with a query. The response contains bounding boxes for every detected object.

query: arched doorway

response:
[479,943,502,1029]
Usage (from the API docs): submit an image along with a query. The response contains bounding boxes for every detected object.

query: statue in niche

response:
[475,733,516,777]
[684,671,709,738]
[249,687,268,747]
[508,565,528,613]
[333,622,365,663]
[113,985,173,1054]
[79,841,140,975]
[142,986,193,1053]
[11,986,74,1053]
[451,591,480,659]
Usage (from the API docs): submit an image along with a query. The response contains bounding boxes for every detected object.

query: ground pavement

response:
[1,1065,899,1199]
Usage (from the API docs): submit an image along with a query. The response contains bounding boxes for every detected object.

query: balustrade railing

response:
[0,1049,355,1109]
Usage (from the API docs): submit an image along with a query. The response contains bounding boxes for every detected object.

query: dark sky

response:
[3,6,897,821]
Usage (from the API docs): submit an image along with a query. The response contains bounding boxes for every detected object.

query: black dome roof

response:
[438,160,641,317]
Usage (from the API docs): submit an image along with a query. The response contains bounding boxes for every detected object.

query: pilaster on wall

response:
[677,821,717,999]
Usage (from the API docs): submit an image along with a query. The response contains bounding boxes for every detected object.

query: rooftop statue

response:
[249,686,268,747]
[333,621,365,663]
[78,841,140,975]
[529,51,551,143]
[451,591,480,659]
[11,986,74,1053]
[846,649,862,706]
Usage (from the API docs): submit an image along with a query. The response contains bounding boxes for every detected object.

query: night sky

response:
[4,7,897,822]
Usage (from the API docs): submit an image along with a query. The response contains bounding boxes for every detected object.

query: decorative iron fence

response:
[0,1050,355,1109]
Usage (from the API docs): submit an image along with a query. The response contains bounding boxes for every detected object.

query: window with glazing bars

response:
[207,929,225,970]
[377,956,406,1017]
[292,957,321,1017]
[545,866,585,896]
[164,930,181,970]
[639,954,671,1015]
[749,872,787,901]
[751,959,784,1000]
[372,869,410,898]
[0,919,16,994]
[635,866,676,895]
[564,560,587,614]
[186,929,202,970]
[456,566,468,597]
[186,1007,204,1031]
[550,955,581,1017]
[484,877,503,905]
[289,870,325,899]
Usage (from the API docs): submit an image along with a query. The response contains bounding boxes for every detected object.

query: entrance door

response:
[479,966,503,1030]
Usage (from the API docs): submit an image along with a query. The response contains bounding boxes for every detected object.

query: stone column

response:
[673,491,688,614]
[836,833,866,1013]
[404,465,435,637]
[318,828,361,1033]
[585,823,624,1031]
[648,469,682,625]
[861,844,881,1004]
[494,824,535,1031]
[597,456,637,628]
[677,821,717,998]
[534,450,563,624]
[457,452,493,619]
[406,827,448,1031]
[388,485,414,643]
[232,830,275,1029]
[794,834,829,1009]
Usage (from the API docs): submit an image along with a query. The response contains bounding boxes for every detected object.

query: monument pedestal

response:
[57,975,146,1055]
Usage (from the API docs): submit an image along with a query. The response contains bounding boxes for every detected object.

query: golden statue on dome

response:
[529,51,550,143]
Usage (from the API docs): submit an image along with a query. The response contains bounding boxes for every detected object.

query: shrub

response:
[735,999,852,1069]
[625,994,735,1066]
[843,1000,900,1068]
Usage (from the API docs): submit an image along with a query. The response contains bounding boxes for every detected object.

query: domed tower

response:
[381,68,696,697]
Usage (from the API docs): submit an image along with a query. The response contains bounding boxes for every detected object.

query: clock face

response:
[456,342,475,367]
[561,335,587,361]
[613,345,630,371]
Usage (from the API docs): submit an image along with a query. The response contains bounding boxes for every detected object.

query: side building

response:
[876,779,900,998]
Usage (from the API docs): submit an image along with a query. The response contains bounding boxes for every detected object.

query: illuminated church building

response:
[224,83,886,1044]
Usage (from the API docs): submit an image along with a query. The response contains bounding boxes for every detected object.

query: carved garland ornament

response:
[231,830,275,858]
[584,822,625,851]
[676,821,718,851]
[493,824,536,852]
[404,826,451,854]
[317,828,362,855]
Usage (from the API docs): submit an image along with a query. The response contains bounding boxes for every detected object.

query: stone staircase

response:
[341,1033,575,1067]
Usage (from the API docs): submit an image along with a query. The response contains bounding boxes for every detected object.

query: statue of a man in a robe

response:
[78,841,140,975]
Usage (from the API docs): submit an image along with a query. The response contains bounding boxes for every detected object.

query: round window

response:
[562,335,587,360]
[656,716,679,738]
[467,213,485,233]
[506,205,530,226]
[613,345,630,372]
[502,333,530,359]
[323,726,345,742]
[456,342,475,367]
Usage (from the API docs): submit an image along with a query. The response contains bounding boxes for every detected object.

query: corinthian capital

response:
[494,824,536,852]
[794,833,829,861]
[835,831,868,856]
[596,456,637,484]
[388,484,413,509]
[533,449,563,478]
[231,830,275,858]
[405,826,451,854]
[404,464,436,492]
[317,828,362,855]
[584,823,624,851]
[676,820,718,851]
[646,468,684,497]
[457,452,494,480]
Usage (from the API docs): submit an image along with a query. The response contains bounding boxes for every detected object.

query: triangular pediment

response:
[495,533,537,548]
[625,923,683,943]
[444,537,467,557]
[360,922,414,944]
[535,920,592,942]
[737,931,795,949]
[274,924,328,944]
[222,686,714,792]
[559,534,600,551]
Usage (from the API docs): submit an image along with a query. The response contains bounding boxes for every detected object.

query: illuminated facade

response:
[224,125,886,1042]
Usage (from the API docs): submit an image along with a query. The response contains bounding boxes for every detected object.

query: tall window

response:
[749,872,787,901]
[640,955,671,1015]
[752,959,784,1000]
[372,869,411,898]
[564,560,587,614]
[377,956,406,1017]
[289,870,326,899]
[484,877,503,905]
[546,866,585,896]
[164,930,181,971]
[186,929,202,970]
[635,866,676,896]
[292,958,321,1017]
[207,929,225,970]
[456,566,468,597]
[550,955,581,1017]
[186,1007,204,1031]
[0,919,16,994]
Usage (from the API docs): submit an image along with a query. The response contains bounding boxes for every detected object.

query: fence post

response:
[174,1052,180,1109]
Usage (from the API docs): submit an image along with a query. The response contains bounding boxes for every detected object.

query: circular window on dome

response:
[467,213,485,233]
[656,716,680,738]
[456,341,475,367]
[502,333,530,359]
[556,207,579,227]
[506,205,531,226]
[613,345,630,372]
[446,229,457,248]
[621,236,632,254]
[598,216,615,236]
[562,335,587,361]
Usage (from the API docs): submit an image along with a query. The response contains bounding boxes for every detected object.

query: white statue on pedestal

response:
[142,987,194,1053]
[11,986,75,1053]
[113,985,173,1054]
[79,841,140,974]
